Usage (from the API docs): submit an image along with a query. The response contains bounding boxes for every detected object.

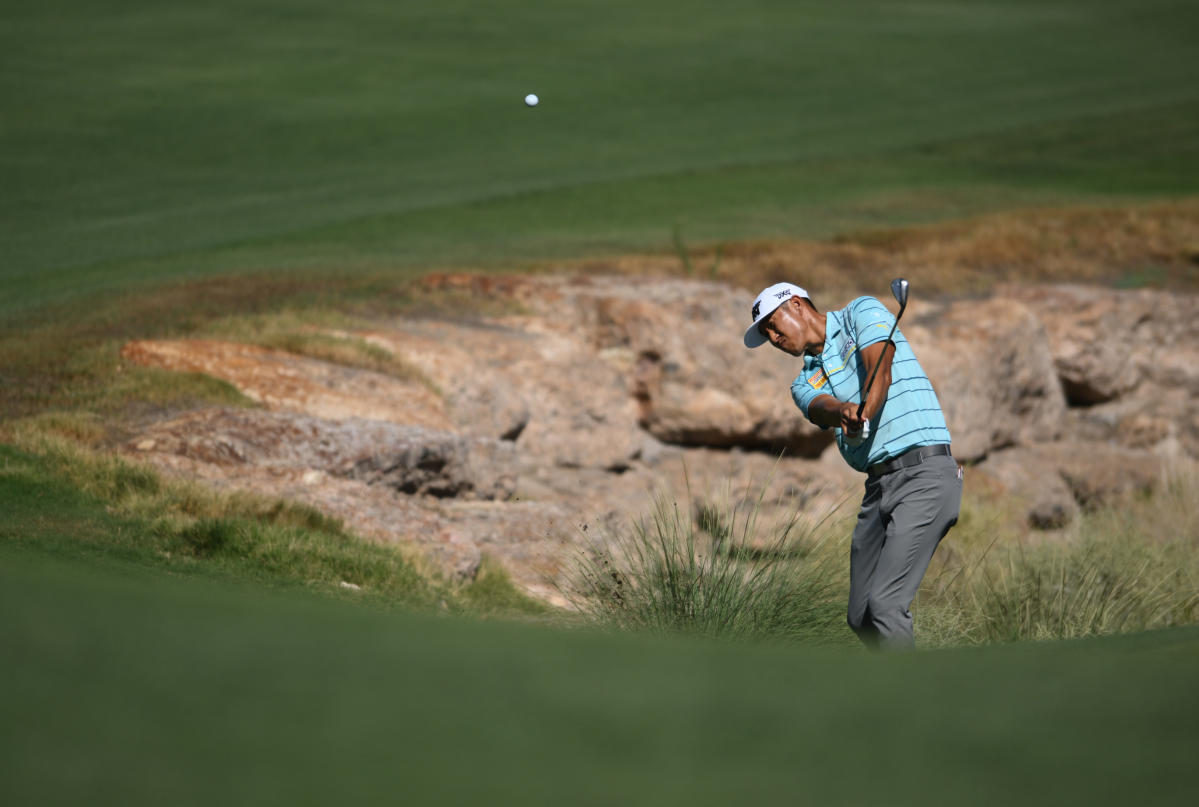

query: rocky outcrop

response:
[358,318,644,471]
[514,276,833,456]
[117,276,1198,590]
[1002,285,1199,458]
[128,408,516,500]
[912,298,1068,462]
[975,443,1165,529]
[1003,285,1198,404]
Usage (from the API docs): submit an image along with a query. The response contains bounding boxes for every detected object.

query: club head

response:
[890,278,910,311]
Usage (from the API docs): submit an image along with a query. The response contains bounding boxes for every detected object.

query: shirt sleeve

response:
[848,296,896,349]
[791,370,831,429]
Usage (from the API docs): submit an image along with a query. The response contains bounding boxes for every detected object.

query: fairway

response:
[4,0,1198,312]
[2,547,1197,806]
[3,3,1199,801]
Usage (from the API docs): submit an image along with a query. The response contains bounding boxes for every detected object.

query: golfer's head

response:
[743,283,812,354]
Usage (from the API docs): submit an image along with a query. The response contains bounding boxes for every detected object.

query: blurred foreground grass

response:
[2,540,1197,806]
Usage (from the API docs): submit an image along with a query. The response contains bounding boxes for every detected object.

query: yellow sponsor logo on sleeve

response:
[808,370,829,390]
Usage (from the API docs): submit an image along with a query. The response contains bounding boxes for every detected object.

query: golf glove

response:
[844,418,870,447]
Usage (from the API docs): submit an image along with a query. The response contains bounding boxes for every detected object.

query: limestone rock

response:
[1004,285,1199,406]
[1001,285,1199,457]
[973,448,1078,530]
[914,298,1067,462]
[975,442,1164,528]
[113,276,1198,595]
[526,276,831,455]
[125,408,515,501]
[354,328,531,442]
[359,320,641,471]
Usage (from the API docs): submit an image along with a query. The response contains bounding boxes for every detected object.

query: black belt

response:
[866,444,952,477]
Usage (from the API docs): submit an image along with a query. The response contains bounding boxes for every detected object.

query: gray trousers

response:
[848,453,962,650]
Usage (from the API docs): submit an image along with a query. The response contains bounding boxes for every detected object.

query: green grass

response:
[4,0,1199,313]
[1,546,1197,806]
[3,3,1198,795]
[0,438,545,618]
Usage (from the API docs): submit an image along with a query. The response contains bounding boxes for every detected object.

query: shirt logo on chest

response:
[839,340,856,364]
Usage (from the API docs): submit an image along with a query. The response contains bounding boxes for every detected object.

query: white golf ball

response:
[524,93,539,107]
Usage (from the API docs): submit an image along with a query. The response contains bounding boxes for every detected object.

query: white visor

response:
[743,282,809,348]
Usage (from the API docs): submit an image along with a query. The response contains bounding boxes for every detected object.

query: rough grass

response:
[917,469,1199,646]
[0,427,545,619]
[566,472,855,645]
[572,470,1199,649]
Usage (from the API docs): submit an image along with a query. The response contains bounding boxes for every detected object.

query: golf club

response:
[846,278,910,443]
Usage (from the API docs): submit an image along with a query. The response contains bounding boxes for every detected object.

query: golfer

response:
[744,282,961,650]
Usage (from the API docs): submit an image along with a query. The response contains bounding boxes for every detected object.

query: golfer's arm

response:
[807,395,845,429]
[857,341,894,422]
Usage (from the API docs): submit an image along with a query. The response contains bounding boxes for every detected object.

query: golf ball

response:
[524,93,539,107]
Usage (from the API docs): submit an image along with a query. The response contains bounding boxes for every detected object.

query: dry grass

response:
[569,463,1199,648]
[916,465,1199,646]
[0,267,532,423]
[4,200,1194,425]
[565,475,854,644]
[196,309,437,390]
[568,200,1199,301]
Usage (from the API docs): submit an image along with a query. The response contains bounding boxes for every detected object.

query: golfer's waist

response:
[866,444,952,477]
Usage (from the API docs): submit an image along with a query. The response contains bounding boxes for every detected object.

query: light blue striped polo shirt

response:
[791,296,951,472]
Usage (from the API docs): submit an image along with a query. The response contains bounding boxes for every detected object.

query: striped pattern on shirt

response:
[790,296,951,472]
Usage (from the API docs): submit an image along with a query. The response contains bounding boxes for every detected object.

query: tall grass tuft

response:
[567,477,853,644]
[571,466,1199,649]
[917,468,1199,646]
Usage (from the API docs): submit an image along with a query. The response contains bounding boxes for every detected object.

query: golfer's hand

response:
[844,418,870,446]
[839,402,866,435]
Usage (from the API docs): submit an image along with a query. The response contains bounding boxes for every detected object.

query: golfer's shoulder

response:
[845,296,895,334]
[846,295,890,317]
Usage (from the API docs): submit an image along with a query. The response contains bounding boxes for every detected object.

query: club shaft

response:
[856,303,906,419]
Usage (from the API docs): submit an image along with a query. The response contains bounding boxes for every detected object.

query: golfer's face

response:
[758,300,803,355]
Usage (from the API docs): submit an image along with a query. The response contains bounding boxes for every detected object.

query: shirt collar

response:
[804,310,841,369]
[824,310,843,352]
